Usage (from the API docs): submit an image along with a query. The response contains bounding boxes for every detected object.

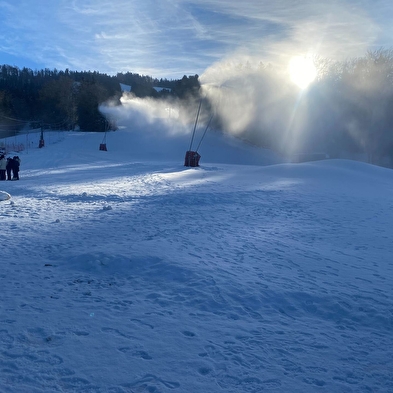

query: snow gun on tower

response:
[184,99,212,167]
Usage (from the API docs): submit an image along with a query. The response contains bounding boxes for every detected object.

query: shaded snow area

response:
[0,130,392,392]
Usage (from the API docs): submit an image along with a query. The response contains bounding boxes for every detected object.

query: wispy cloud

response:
[0,0,391,77]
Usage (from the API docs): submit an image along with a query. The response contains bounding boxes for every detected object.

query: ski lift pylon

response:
[99,122,108,151]
[39,128,45,148]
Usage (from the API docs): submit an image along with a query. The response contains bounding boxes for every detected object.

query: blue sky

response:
[0,0,392,79]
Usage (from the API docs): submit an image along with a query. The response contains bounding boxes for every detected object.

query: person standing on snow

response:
[0,155,7,180]
[6,157,13,180]
[12,156,21,180]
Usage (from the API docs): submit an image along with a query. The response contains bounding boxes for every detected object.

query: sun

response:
[289,56,317,90]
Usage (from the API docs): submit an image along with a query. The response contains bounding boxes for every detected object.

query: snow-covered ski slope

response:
[0,129,392,392]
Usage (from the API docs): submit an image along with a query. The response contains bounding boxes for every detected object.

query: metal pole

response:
[189,99,202,152]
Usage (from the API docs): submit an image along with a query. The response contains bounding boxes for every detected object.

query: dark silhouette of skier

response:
[11,156,21,180]
[6,157,13,180]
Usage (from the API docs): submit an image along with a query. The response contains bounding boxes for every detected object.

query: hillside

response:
[0,129,392,392]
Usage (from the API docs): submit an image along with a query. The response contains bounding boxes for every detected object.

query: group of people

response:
[0,155,21,181]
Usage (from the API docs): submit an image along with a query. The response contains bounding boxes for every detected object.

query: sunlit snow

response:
[0,128,392,392]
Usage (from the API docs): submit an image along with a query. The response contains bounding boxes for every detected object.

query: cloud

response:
[191,0,381,63]
[194,0,386,151]
[101,91,201,138]
[0,0,390,78]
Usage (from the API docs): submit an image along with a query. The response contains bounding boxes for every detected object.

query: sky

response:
[0,125,392,392]
[0,0,392,79]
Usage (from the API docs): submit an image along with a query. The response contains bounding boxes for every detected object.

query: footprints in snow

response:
[181,330,196,337]
[117,347,152,360]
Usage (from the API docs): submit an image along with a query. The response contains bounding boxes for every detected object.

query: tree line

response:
[1,49,393,167]
[0,65,200,135]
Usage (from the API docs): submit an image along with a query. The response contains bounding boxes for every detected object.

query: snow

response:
[153,87,172,93]
[119,83,131,93]
[0,128,392,392]
[0,191,11,201]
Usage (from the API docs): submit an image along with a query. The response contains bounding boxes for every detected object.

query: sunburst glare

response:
[289,56,317,89]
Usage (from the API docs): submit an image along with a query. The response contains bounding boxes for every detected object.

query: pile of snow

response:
[0,190,11,200]
[0,129,392,392]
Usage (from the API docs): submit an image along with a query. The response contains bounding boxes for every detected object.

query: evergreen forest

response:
[0,66,200,135]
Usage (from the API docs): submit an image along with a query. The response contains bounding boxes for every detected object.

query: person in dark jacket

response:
[6,157,13,180]
[0,155,6,180]
[12,156,21,180]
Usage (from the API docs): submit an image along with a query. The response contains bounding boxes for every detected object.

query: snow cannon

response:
[184,151,201,167]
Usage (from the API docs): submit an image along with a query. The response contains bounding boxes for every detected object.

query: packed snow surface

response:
[0,129,392,392]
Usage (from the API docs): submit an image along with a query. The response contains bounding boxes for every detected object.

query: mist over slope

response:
[98,96,286,166]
